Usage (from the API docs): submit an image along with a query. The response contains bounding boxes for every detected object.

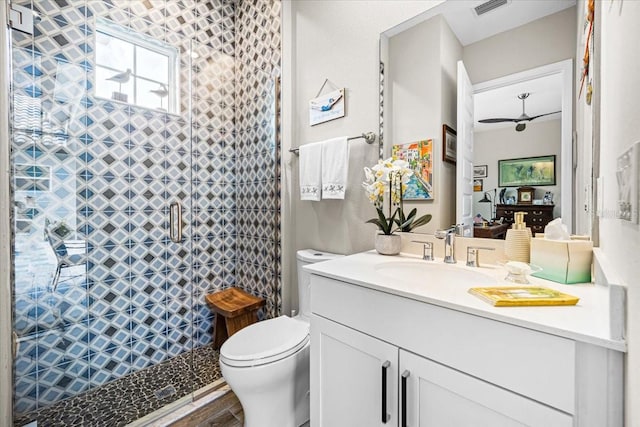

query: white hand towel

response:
[321,136,349,199]
[299,141,323,201]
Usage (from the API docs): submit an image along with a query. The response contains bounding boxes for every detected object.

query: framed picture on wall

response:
[473,179,483,192]
[473,164,488,178]
[442,124,457,164]
[498,155,556,187]
[309,88,345,126]
[391,139,434,200]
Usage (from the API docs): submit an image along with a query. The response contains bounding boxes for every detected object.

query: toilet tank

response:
[296,249,343,319]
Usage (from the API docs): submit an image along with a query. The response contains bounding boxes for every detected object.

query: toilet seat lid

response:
[220,316,309,367]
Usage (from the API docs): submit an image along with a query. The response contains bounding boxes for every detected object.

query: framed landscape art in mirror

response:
[498,155,556,187]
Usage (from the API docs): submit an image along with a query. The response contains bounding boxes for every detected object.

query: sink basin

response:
[374,261,497,286]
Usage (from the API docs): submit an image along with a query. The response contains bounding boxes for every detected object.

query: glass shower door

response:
[9,1,196,422]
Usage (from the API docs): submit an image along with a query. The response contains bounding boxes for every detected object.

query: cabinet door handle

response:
[381,360,391,423]
[401,370,410,427]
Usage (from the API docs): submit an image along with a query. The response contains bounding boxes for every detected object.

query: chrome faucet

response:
[435,226,457,264]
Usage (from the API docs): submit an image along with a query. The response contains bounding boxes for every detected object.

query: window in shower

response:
[95,18,179,114]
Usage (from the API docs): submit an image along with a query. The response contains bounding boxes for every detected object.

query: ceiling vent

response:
[474,0,509,16]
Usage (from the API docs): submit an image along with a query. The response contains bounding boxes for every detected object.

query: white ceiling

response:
[440,0,576,46]
[474,73,564,132]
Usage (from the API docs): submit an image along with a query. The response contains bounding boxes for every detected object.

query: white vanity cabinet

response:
[309,273,623,427]
[399,350,571,427]
[311,315,398,426]
[312,315,571,427]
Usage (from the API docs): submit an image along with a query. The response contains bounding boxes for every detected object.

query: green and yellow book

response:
[468,286,579,307]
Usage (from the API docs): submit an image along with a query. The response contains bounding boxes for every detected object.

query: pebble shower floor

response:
[14,344,221,427]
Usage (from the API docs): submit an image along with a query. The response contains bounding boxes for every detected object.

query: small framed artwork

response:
[474,164,488,178]
[517,186,535,204]
[391,139,434,200]
[442,124,457,164]
[309,88,346,126]
[473,179,483,192]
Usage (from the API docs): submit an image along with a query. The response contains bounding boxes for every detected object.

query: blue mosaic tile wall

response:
[11,0,281,417]
[235,0,281,319]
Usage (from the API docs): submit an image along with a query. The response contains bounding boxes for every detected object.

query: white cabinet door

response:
[399,350,573,427]
[311,315,398,427]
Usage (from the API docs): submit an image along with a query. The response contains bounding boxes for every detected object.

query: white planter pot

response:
[374,233,401,256]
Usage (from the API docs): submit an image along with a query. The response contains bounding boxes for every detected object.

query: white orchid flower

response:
[363,167,374,183]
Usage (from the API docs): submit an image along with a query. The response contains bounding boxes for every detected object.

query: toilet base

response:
[220,342,310,427]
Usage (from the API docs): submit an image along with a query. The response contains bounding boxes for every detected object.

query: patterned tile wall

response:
[235,0,281,319]
[11,0,281,418]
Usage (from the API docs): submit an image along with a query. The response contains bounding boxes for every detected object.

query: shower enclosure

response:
[6,0,281,425]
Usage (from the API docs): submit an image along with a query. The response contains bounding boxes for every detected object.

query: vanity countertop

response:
[305,251,626,352]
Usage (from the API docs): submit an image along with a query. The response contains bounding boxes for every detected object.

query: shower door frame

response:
[1,5,14,427]
[2,2,202,420]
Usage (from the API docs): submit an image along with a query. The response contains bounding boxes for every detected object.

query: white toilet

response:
[219,249,342,427]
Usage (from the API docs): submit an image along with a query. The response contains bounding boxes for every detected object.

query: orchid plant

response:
[363,158,432,235]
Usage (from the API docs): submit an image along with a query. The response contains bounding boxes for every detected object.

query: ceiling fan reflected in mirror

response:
[478,93,561,132]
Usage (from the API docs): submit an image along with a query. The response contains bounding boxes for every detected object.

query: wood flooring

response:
[168,389,244,427]
[166,388,311,427]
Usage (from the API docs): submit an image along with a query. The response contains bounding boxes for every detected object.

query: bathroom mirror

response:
[379,0,582,237]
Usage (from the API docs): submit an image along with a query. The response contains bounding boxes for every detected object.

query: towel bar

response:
[289,132,376,155]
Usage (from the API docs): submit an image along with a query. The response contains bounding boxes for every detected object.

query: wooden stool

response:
[205,287,265,350]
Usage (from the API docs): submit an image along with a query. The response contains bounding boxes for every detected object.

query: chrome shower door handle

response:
[13,331,18,359]
[169,201,182,243]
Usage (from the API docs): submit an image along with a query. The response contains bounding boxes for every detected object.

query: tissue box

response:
[530,236,593,284]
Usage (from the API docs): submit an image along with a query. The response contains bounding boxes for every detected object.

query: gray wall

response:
[462,7,577,85]
[598,2,640,424]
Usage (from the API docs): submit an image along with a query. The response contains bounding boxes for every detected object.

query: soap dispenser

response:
[504,212,532,263]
